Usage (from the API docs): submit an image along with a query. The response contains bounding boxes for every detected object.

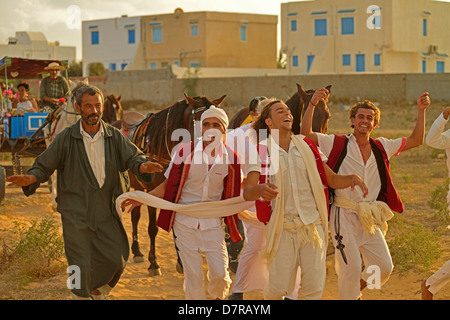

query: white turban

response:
[200,105,229,129]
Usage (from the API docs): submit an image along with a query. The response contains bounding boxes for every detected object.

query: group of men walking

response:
[6,82,449,300]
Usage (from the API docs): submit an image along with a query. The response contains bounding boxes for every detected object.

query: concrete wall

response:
[95,69,449,109]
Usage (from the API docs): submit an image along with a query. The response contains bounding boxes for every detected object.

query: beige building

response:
[281,0,449,74]
[131,9,278,70]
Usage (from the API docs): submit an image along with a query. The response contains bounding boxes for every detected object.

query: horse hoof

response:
[148,268,162,276]
[133,256,145,263]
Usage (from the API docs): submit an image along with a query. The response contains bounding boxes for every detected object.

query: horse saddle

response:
[127,112,154,150]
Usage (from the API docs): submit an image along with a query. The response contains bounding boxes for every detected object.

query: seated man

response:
[40,62,70,113]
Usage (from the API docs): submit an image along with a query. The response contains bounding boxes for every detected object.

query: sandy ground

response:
[1,184,449,301]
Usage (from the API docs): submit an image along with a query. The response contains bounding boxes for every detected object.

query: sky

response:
[1,0,450,61]
[0,0,289,61]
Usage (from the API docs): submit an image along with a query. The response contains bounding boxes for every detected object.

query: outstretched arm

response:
[300,87,329,145]
[6,174,37,187]
[403,92,431,151]
[324,164,368,197]
[243,171,278,201]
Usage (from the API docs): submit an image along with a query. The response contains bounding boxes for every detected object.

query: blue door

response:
[356,54,365,72]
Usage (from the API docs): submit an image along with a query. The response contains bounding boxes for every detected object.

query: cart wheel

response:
[0,166,6,202]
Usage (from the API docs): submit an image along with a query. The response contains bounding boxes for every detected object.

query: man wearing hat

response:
[40,62,71,112]
[130,105,243,299]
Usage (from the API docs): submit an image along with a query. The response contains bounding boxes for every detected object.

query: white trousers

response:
[263,225,326,300]
[232,221,302,299]
[426,260,450,295]
[173,221,231,300]
[331,207,394,300]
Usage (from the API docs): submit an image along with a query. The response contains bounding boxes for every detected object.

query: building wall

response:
[140,10,277,69]
[82,16,141,76]
[281,0,449,74]
[98,69,450,109]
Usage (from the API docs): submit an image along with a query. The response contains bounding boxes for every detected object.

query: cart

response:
[0,57,69,201]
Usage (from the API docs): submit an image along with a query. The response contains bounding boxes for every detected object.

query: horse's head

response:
[183,92,226,136]
[103,94,123,124]
[286,83,331,134]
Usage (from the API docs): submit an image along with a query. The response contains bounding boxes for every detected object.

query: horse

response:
[102,94,123,124]
[124,93,226,276]
[285,83,331,135]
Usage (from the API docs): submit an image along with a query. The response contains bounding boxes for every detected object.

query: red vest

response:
[255,137,329,224]
[327,135,404,213]
[156,141,243,242]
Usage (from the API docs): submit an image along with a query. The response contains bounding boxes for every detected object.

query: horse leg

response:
[130,206,145,263]
[147,206,161,276]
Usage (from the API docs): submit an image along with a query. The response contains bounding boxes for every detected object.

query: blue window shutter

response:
[423,19,427,36]
[152,27,162,43]
[150,62,157,69]
[341,17,354,35]
[291,20,297,32]
[356,54,365,72]
[191,25,198,36]
[307,55,315,73]
[342,54,351,66]
[422,60,427,73]
[437,61,444,73]
[374,54,381,66]
[109,63,116,71]
[240,26,247,41]
[292,55,299,67]
[128,29,135,44]
[314,19,327,36]
[121,63,128,70]
[91,31,99,45]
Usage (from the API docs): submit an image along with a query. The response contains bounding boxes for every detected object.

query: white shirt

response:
[164,139,231,230]
[276,137,327,225]
[317,133,406,203]
[425,112,450,177]
[80,122,106,188]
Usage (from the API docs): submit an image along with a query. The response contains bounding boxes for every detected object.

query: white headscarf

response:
[200,105,229,129]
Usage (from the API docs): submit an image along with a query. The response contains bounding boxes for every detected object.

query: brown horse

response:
[102,94,123,124]
[285,83,331,135]
[126,93,226,276]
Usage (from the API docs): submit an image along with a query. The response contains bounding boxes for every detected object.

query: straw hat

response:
[44,62,65,71]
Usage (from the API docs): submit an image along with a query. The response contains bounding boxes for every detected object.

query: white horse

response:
[45,78,88,210]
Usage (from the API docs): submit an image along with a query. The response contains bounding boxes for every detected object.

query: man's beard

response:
[81,110,102,126]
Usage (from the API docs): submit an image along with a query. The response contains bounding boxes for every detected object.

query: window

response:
[152,27,162,43]
[190,62,200,68]
[121,63,128,70]
[128,29,135,44]
[374,54,381,66]
[422,60,427,73]
[109,63,116,71]
[91,31,99,45]
[342,54,351,66]
[292,55,299,67]
[307,55,315,73]
[437,61,445,73]
[341,17,354,35]
[291,20,297,32]
[191,25,198,37]
[315,19,327,36]
[356,54,365,72]
[423,19,427,36]
[240,26,247,41]
[149,62,157,69]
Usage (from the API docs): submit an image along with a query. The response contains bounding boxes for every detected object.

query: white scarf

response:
[262,135,329,264]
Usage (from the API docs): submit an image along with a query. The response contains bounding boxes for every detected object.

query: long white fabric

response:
[115,190,258,224]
